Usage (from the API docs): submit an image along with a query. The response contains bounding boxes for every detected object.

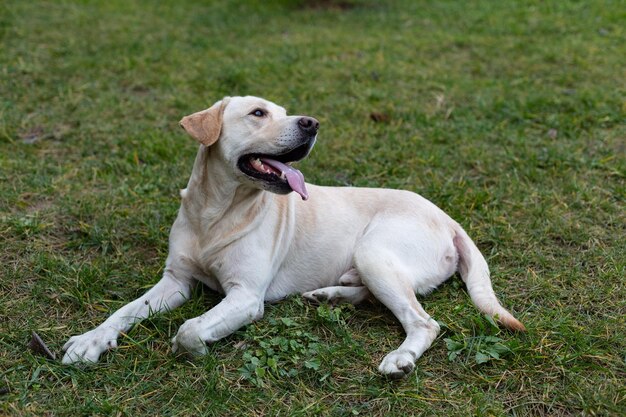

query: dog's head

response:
[180,96,318,200]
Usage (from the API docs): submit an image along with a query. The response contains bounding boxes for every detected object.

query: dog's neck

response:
[181,145,269,233]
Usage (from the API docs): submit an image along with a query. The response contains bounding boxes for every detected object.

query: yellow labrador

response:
[63,96,524,378]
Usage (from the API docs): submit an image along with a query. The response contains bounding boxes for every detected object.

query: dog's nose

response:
[298,117,319,135]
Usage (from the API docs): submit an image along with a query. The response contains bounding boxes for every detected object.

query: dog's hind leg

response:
[353,223,442,379]
[303,269,371,305]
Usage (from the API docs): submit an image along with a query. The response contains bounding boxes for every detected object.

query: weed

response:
[237,304,361,387]
[444,315,518,365]
[238,317,323,386]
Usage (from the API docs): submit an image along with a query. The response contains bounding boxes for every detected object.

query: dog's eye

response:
[250,109,266,118]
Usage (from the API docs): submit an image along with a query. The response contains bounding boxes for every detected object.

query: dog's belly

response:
[263,185,459,301]
[264,253,353,302]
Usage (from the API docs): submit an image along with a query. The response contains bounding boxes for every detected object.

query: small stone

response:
[547,129,558,139]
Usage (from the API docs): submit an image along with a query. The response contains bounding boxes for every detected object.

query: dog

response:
[62,96,524,378]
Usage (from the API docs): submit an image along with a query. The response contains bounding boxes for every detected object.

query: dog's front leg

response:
[62,271,193,364]
[171,286,264,356]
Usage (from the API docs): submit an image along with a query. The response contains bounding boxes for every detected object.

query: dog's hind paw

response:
[302,289,329,304]
[303,285,370,306]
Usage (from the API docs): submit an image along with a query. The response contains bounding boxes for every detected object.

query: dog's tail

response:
[452,226,525,332]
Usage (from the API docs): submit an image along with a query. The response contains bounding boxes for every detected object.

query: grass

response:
[1,0,624,415]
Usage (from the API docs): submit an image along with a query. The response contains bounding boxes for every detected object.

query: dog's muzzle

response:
[237,117,319,200]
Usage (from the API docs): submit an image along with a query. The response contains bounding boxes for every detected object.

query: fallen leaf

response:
[28,331,57,360]
[370,112,390,123]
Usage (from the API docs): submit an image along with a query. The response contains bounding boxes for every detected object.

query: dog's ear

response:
[179,97,231,146]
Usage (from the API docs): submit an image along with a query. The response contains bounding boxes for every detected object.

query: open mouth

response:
[237,141,313,200]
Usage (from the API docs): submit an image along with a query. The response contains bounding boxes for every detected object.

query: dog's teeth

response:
[251,158,263,169]
[280,172,286,179]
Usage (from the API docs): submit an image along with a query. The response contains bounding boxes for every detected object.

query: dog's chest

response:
[172,250,224,294]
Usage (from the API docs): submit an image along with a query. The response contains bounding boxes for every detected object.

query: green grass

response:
[1,0,624,415]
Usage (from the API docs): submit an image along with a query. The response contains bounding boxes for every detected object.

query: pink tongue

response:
[260,158,308,200]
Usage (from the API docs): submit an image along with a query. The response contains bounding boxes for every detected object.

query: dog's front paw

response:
[378,350,416,379]
[62,327,118,365]
[171,319,209,357]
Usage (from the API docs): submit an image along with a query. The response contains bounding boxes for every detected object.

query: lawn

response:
[1,0,624,415]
